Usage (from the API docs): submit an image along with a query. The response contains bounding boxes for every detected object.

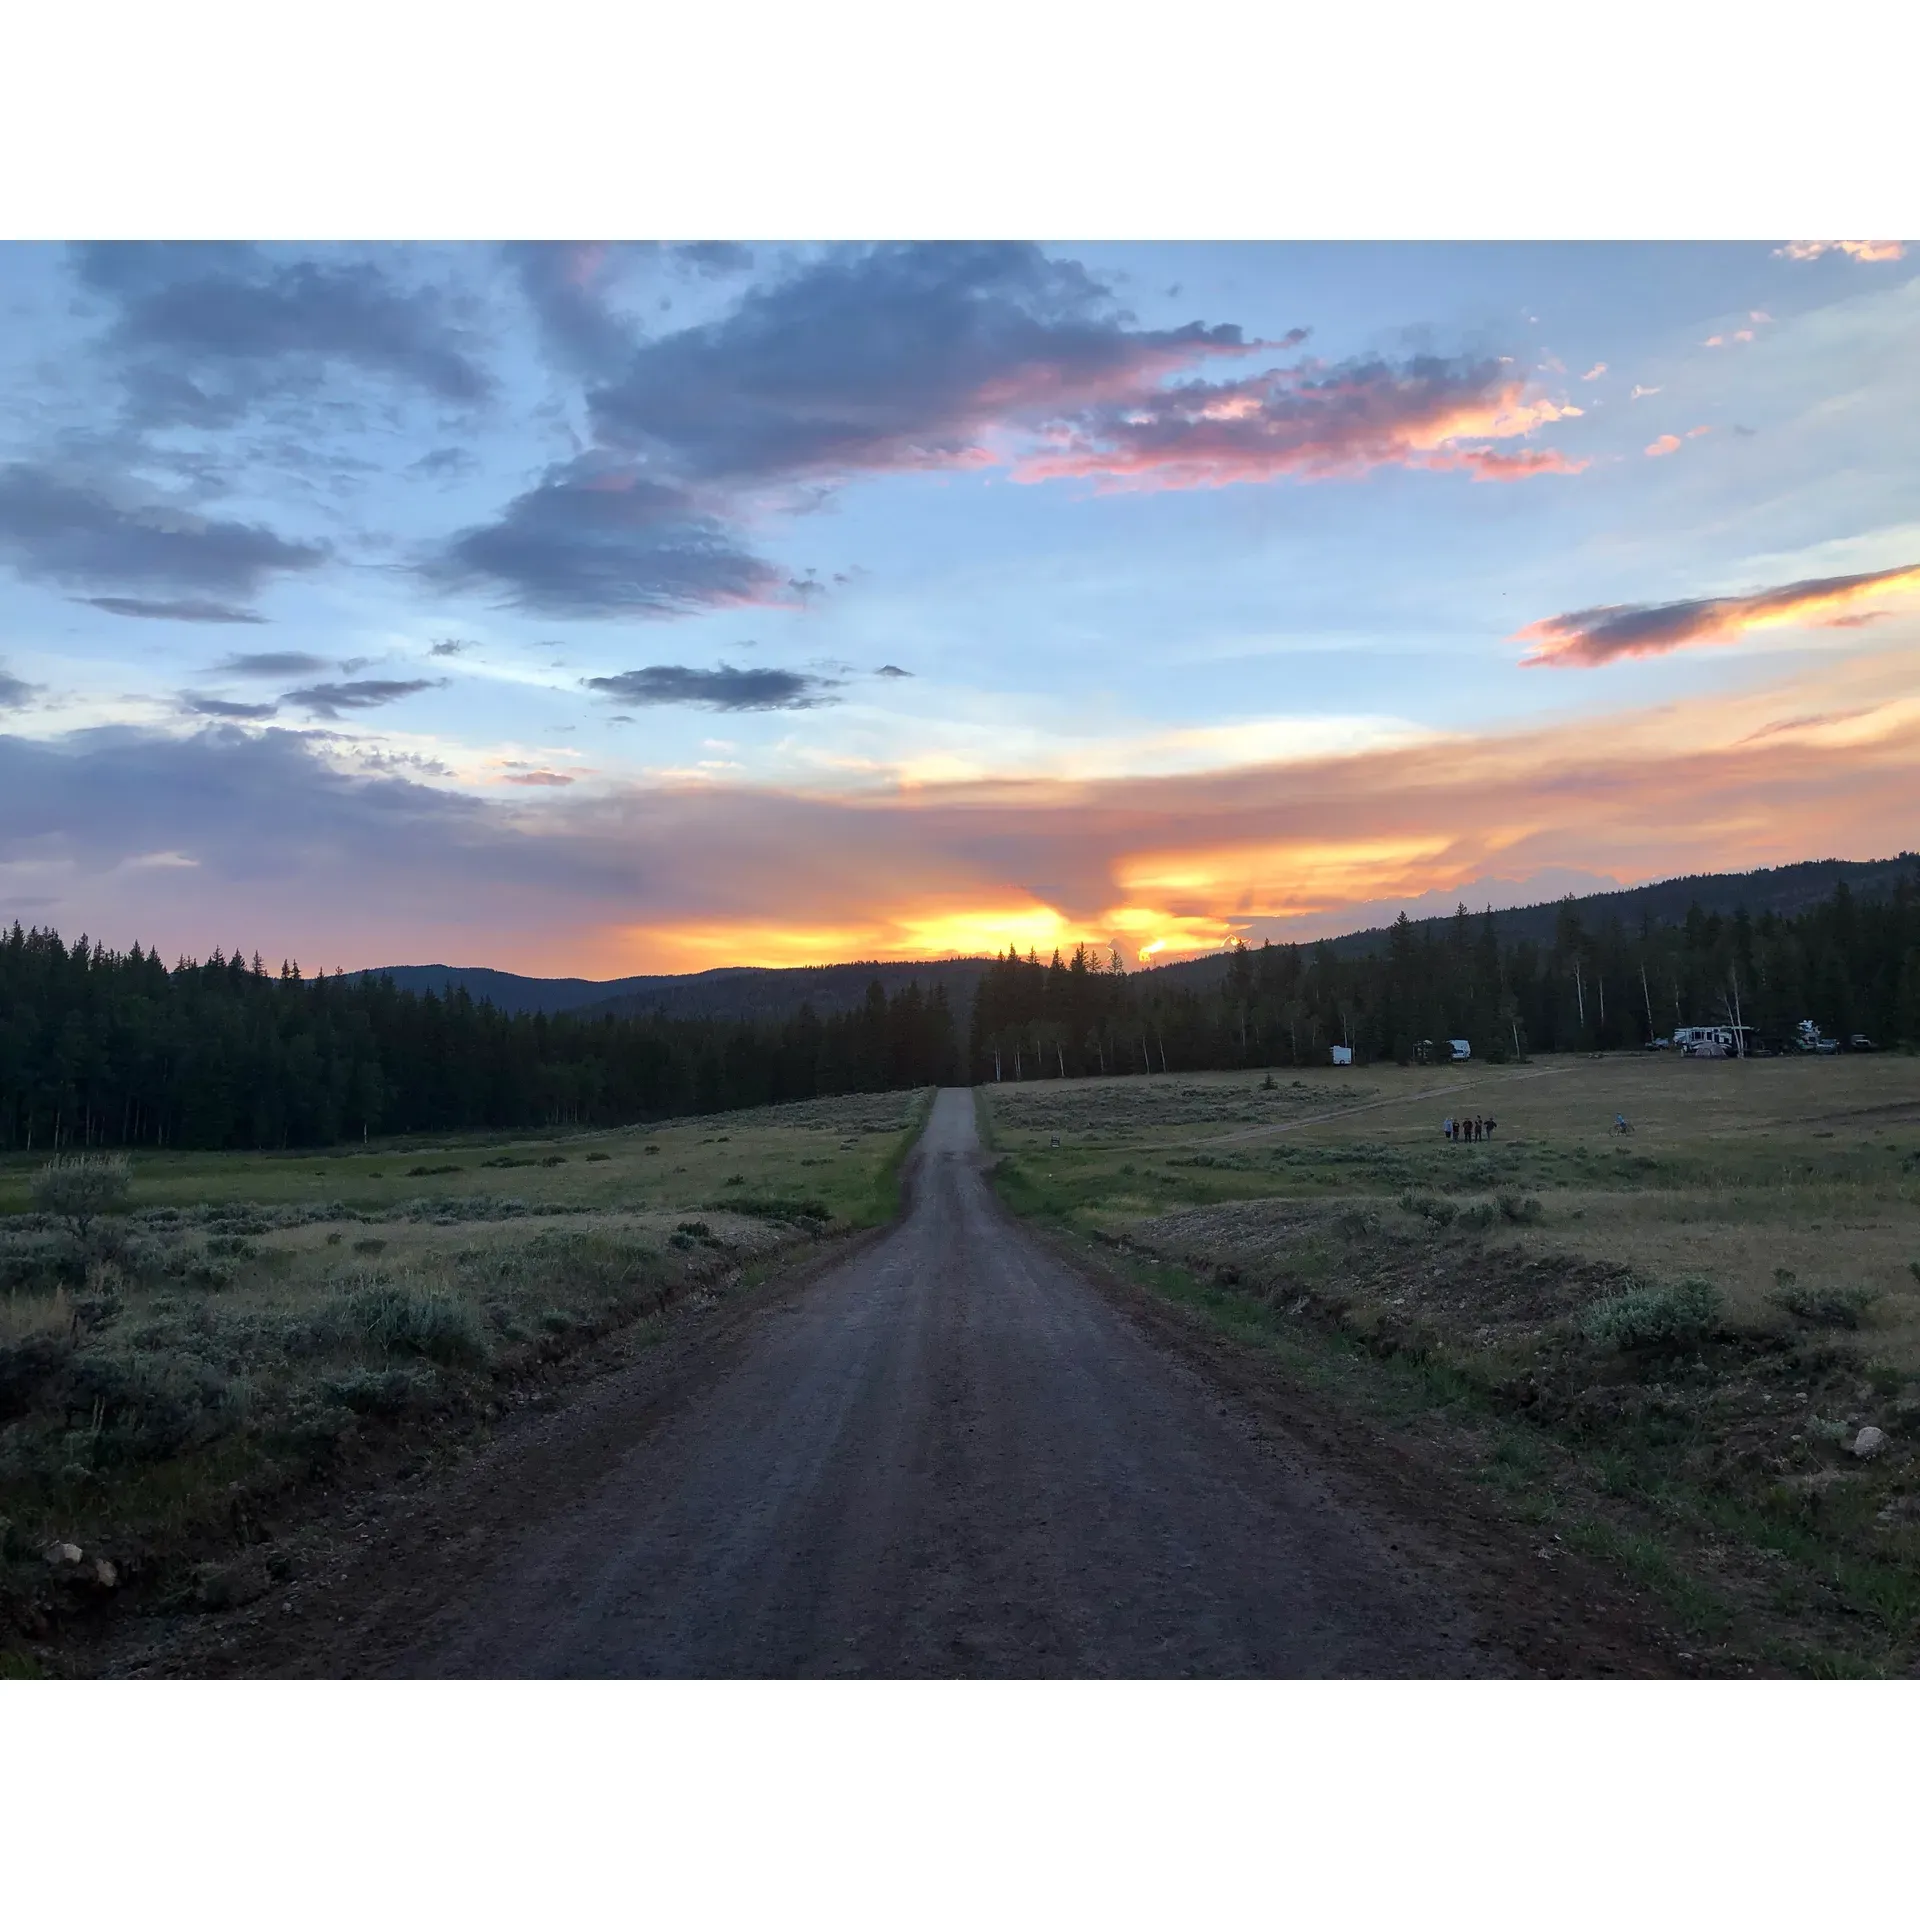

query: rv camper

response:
[1331,1045,1353,1066]
[1674,1025,1754,1058]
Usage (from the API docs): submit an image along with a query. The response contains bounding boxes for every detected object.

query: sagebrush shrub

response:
[1775,1283,1876,1330]
[328,1274,490,1367]
[1582,1278,1721,1350]
[31,1154,132,1241]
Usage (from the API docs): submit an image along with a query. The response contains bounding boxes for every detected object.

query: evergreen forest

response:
[2,873,1914,1150]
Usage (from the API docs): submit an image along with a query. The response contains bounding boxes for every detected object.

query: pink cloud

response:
[1775,240,1906,263]
[1514,561,1920,668]
[1011,357,1586,491]
[1580,362,1607,380]
[1645,434,1681,457]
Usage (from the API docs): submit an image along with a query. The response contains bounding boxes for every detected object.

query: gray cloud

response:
[75,242,492,426]
[583,664,838,711]
[0,463,327,601]
[281,678,442,718]
[213,650,336,678]
[181,694,280,719]
[670,242,755,277]
[875,664,912,677]
[503,242,638,381]
[411,446,477,480]
[1,662,36,709]
[586,242,1253,484]
[429,454,781,619]
[429,637,470,656]
[82,595,268,623]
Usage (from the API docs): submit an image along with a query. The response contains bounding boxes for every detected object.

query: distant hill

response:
[356,852,1917,1022]
[350,957,994,1025]
[1138,851,1920,988]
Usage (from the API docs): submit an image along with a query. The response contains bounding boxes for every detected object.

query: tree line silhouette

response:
[3,875,1912,1149]
[967,877,1920,1077]
[0,927,957,1152]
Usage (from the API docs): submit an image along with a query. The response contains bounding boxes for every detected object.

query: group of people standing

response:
[1444,1114,1495,1143]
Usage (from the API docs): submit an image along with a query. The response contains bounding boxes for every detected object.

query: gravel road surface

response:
[393,1088,1490,1677]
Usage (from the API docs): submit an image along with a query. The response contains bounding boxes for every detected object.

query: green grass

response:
[0,1086,935,1661]
[984,1059,1920,1675]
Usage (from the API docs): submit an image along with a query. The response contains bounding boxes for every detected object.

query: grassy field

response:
[0,1088,930,1661]
[983,1053,1920,1674]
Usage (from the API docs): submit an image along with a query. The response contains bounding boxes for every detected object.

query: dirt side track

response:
[97,1089,1686,1678]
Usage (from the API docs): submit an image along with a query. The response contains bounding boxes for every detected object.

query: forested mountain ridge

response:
[1141,852,1920,990]
[351,957,993,1023]
[355,854,1917,1011]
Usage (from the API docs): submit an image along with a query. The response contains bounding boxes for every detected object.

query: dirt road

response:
[326,1087,1482,1678]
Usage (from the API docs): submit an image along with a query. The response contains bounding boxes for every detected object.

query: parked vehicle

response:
[1330,1045,1353,1066]
[1795,1020,1840,1055]
[1449,1039,1471,1062]
[1849,1034,1877,1051]
[1675,1024,1754,1057]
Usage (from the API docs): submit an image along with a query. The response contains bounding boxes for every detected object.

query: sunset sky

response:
[1,238,1916,976]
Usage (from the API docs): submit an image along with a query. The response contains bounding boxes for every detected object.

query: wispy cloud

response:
[281,678,442,718]
[180,694,280,719]
[1645,434,1681,457]
[1012,356,1585,489]
[74,242,492,426]
[1774,240,1906,263]
[1580,363,1606,381]
[1514,562,1920,668]
[213,651,336,678]
[83,595,267,623]
[428,454,782,619]
[583,664,840,711]
[0,463,326,605]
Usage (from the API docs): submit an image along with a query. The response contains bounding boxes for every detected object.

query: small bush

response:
[541,1155,567,1168]
[1582,1279,1721,1351]
[323,1367,419,1416]
[0,1326,71,1420]
[1335,1204,1377,1239]
[326,1230,344,1246]
[1398,1192,1459,1229]
[1776,1284,1877,1330]
[205,1233,254,1259]
[352,1238,389,1256]
[1498,1192,1544,1224]
[0,1283,74,1345]
[184,1258,240,1292]
[585,1151,611,1162]
[725,1196,830,1225]
[329,1274,490,1367]
[406,1164,461,1179]
[1459,1201,1498,1232]
[31,1153,132,1242]
[643,1144,660,1155]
